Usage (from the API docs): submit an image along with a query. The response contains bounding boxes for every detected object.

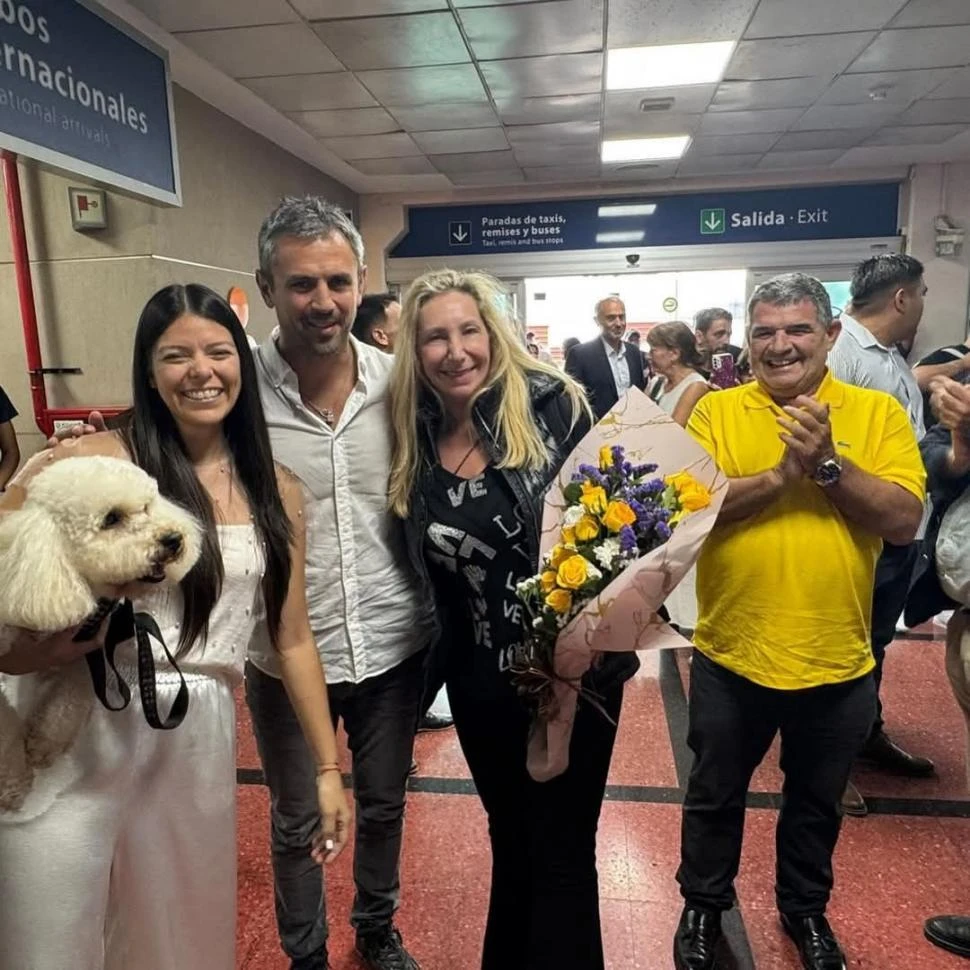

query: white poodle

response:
[0,455,202,811]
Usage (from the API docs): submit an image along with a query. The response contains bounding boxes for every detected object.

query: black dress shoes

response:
[858,730,934,776]
[781,913,847,970]
[924,915,970,958]
[673,907,722,970]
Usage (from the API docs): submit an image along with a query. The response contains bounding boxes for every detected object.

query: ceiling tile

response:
[242,73,377,111]
[445,170,527,186]
[322,133,422,160]
[895,98,970,125]
[412,128,510,154]
[607,84,717,117]
[926,69,970,99]
[480,53,603,99]
[792,102,901,130]
[677,153,766,175]
[819,69,958,105]
[127,0,299,30]
[176,24,342,78]
[603,111,703,139]
[699,108,805,134]
[288,108,400,137]
[758,149,846,168]
[711,77,832,111]
[431,150,521,173]
[772,129,872,150]
[601,162,679,181]
[864,124,969,145]
[506,121,601,147]
[744,0,907,38]
[689,133,780,155]
[727,33,876,81]
[311,13,469,71]
[460,0,603,60]
[351,156,440,175]
[512,142,602,166]
[834,142,969,166]
[356,65,487,106]
[292,0,448,16]
[391,103,500,131]
[848,26,970,72]
[608,0,758,47]
[889,0,970,27]
[496,94,602,126]
[523,165,602,182]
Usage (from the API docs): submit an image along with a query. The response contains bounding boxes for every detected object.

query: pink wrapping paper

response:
[527,387,726,782]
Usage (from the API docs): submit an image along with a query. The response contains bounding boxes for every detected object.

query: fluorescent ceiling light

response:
[607,41,735,91]
[596,230,646,244]
[598,204,657,218]
[602,136,691,163]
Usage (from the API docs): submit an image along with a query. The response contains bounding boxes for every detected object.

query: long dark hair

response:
[121,283,291,655]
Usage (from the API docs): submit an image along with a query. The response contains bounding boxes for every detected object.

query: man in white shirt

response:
[246,197,432,970]
[564,296,646,419]
[827,253,934,788]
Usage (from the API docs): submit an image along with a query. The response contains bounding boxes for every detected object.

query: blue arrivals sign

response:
[0,0,180,204]
[389,182,900,258]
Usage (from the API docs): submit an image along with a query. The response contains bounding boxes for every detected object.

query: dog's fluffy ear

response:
[0,506,95,631]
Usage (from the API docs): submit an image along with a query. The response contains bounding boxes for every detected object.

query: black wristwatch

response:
[813,455,843,487]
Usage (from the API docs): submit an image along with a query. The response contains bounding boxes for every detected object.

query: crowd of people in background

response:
[3,201,970,970]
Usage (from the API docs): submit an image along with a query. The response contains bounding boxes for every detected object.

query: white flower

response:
[516,578,538,597]
[594,538,621,570]
[584,560,603,583]
[563,504,585,527]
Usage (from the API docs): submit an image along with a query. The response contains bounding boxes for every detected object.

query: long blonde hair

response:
[388,269,589,517]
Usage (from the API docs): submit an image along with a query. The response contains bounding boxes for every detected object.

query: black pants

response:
[677,651,875,916]
[447,675,623,970]
[870,541,919,736]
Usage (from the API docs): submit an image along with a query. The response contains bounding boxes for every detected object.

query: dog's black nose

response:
[158,532,183,558]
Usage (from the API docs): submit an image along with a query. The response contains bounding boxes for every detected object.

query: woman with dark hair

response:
[646,322,710,427]
[0,284,350,970]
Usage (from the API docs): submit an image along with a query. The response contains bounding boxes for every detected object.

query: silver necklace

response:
[307,400,336,426]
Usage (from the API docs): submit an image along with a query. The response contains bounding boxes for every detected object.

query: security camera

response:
[625,253,640,266]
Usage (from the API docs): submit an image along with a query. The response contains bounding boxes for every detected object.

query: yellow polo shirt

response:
[687,371,926,690]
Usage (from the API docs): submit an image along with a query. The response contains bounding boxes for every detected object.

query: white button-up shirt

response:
[602,337,631,396]
[247,332,433,684]
[827,313,924,435]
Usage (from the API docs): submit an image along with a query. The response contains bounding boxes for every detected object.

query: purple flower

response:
[619,525,638,553]
[655,521,672,542]
[632,463,658,477]
[574,463,607,486]
[611,445,625,464]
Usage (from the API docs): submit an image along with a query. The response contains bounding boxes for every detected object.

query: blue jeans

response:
[244,652,424,962]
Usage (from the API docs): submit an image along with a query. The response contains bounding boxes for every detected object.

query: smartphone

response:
[710,352,739,390]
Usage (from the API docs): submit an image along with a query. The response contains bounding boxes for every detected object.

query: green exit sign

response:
[700,208,726,234]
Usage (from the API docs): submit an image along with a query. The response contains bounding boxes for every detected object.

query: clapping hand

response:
[776,396,836,476]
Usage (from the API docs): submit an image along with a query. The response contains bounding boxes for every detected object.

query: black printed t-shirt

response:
[423,464,533,696]
[0,386,17,424]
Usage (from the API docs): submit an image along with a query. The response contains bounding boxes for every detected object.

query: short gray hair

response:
[257,196,364,278]
[747,272,834,330]
[694,307,732,334]
[595,295,625,316]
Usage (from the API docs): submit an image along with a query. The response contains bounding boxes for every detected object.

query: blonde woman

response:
[389,269,639,970]
[646,322,710,427]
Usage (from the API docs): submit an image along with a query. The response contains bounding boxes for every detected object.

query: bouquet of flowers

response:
[514,387,725,781]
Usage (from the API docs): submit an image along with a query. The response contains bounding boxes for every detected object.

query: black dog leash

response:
[80,598,189,730]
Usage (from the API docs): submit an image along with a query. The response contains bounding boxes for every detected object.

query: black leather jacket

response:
[401,372,640,707]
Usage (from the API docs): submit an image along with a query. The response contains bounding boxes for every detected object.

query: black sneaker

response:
[356,925,420,970]
[290,948,329,970]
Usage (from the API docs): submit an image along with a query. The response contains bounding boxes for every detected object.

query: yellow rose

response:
[540,570,558,594]
[545,587,573,614]
[679,481,712,513]
[580,481,608,515]
[561,525,577,546]
[598,445,614,471]
[603,500,637,533]
[665,471,693,491]
[575,514,600,543]
[557,554,590,590]
[549,544,571,569]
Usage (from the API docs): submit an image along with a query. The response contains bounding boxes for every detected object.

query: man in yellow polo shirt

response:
[673,273,925,970]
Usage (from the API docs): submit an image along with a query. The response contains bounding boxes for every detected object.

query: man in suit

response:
[564,296,646,419]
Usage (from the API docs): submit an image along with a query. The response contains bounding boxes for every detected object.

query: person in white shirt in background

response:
[827,253,934,816]
[246,197,433,970]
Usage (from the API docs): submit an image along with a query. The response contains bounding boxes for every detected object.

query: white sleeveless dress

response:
[0,525,263,970]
